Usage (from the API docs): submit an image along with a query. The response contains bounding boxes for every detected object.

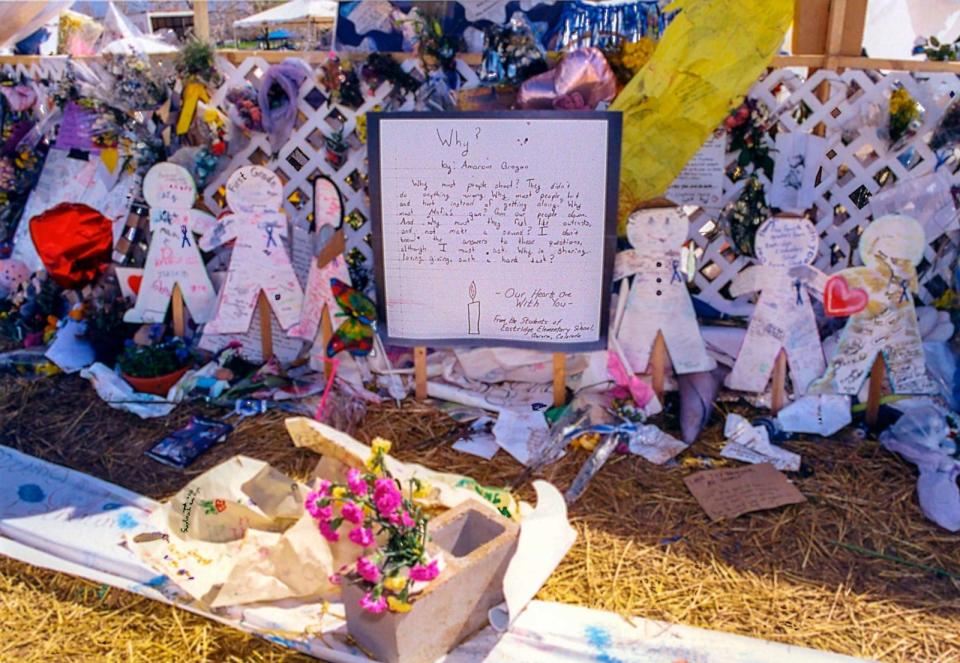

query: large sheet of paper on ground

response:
[370,112,620,351]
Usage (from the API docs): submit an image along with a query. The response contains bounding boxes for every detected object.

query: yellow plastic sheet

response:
[611,0,793,232]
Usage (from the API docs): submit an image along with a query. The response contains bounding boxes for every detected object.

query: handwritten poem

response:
[375,116,616,348]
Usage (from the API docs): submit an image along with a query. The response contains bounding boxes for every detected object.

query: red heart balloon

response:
[824,275,868,317]
[128,274,142,295]
[29,202,113,289]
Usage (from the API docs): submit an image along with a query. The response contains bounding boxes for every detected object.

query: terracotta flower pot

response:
[122,364,190,396]
[343,502,519,663]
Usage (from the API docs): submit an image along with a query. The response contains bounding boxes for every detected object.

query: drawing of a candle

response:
[467,280,480,334]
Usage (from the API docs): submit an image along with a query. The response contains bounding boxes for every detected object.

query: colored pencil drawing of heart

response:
[129,274,143,295]
[824,275,868,317]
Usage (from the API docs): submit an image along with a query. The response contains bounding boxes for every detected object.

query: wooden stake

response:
[413,346,427,400]
[171,284,185,338]
[192,0,210,40]
[650,331,667,400]
[258,292,273,362]
[319,305,334,378]
[770,350,788,413]
[865,354,885,427]
[552,352,566,407]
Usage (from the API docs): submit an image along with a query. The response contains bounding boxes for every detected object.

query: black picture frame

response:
[368,110,622,352]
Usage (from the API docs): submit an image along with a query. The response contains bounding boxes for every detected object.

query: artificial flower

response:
[356,556,381,583]
[410,559,440,582]
[318,519,340,542]
[341,500,364,524]
[346,468,368,496]
[349,526,375,548]
[359,591,388,614]
[387,596,413,613]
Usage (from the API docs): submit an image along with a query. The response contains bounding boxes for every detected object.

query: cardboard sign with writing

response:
[683,463,806,522]
[369,112,621,351]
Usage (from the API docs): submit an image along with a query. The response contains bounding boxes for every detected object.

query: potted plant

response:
[306,439,518,663]
[324,129,350,169]
[81,285,138,365]
[118,335,194,396]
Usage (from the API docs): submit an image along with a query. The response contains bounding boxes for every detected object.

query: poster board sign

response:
[369,111,621,351]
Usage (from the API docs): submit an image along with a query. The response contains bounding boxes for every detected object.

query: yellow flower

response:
[412,480,432,500]
[331,486,347,499]
[371,438,392,455]
[383,575,407,593]
[386,596,413,613]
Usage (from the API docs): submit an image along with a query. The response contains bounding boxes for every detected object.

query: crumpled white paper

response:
[721,413,801,472]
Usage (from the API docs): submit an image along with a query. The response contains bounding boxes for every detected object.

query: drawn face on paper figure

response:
[142,162,197,210]
[225,165,283,214]
[753,216,819,268]
[858,214,925,270]
[626,208,688,250]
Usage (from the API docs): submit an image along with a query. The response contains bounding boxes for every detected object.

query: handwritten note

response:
[768,133,825,212]
[372,114,619,350]
[666,133,725,207]
[683,463,806,521]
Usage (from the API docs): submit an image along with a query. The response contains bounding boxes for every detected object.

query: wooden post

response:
[865,354,885,427]
[258,292,273,362]
[413,346,427,400]
[171,284,185,338]
[650,331,667,400]
[320,305,334,377]
[193,0,211,41]
[770,350,788,413]
[552,352,566,407]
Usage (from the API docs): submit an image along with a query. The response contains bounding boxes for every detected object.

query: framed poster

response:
[369,111,621,351]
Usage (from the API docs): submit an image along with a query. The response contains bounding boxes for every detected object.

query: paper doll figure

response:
[615,207,716,374]
[288,176,352,345]
[199,166,304,334]
[124,163,217,324]
[725,216,826,394]
[809,214,937,395]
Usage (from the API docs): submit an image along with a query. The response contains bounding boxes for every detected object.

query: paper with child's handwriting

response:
[683,463,806,521]
[666,133,726,207]
[768,133,825,211]
[371,113,620,351]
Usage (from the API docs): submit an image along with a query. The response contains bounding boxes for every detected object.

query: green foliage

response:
[118,337,193,378]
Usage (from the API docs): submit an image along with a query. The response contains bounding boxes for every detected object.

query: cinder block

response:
[343,501,519,663]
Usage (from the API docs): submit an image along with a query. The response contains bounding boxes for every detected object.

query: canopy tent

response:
[232,0,337,29]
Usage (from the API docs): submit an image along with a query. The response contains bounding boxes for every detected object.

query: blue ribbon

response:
[564,422,639,441]
[158,210,172,225]
[265,224,278,248]
[794,278,803,305]
[671,259,682,284]
[180,224,191,248]
[899,278,910,303]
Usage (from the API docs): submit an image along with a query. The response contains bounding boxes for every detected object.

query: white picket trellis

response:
[4,55,959,315]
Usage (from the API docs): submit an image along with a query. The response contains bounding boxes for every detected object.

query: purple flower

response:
[400,511,415,528]
[348,526,375,548]
[410,559,439,582]
[340,500,364,524]
[346,468,368,496]
[356,556,381,583]
[359,591,387,614]
[373,477,402,515]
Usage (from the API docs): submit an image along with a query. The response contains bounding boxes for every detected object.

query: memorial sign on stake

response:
[369,112,621,403]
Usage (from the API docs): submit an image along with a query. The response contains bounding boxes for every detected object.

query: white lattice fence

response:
[688,68,960,316]
[4,57,959,313]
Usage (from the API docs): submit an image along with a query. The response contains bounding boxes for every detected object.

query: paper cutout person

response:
[199,166,304,334]
[124,163,217,324]
[615,207,716,374]
[809,214,937,395]
[725,216,826,394]
[289,177,351,344]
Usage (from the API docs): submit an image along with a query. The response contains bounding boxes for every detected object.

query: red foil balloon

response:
[29,202,113,288]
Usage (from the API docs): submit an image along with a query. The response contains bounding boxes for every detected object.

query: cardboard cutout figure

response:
[810,214,936,395]
[615,207,716,374]
[288,177,351,345]
[124,163,217,324]
[725,216,826,394]
[199,166,304,334]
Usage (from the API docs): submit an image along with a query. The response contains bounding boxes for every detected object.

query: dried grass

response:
[2,375,960,662]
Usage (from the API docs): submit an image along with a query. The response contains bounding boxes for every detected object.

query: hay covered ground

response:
[1,374,959,662]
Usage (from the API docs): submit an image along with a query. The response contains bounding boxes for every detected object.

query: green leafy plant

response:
[175,38,222,85]
[118,336,193,378]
